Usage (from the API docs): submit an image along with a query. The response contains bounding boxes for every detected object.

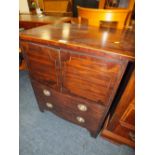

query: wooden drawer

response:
[31,80,107,136]
[21,42,61,90]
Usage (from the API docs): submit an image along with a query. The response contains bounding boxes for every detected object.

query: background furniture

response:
[77,6,130,28]
[99,0,135,27]
[101,68,135,147]
[20,23,134,138]
[31,0,73,16]
[19,14,71,29]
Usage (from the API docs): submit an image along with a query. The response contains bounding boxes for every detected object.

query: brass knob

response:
[43,89,51,96]
[46,102,53,108]
[77,104,87,112]
[76,116,85,123]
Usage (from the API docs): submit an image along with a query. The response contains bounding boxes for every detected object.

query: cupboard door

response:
[60,49,128,106]
[21,42,61,90]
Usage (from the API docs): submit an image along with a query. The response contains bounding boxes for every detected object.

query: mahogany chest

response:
[20,23,134,137]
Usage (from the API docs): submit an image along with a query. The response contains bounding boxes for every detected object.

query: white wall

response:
[19,0,30,13]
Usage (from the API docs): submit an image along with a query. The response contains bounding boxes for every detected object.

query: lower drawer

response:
[31,80,107,136]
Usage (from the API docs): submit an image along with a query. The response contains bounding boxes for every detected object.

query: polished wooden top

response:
[19,14,71,24]
[20,23,135,61]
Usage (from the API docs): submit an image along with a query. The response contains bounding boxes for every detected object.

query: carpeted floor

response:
[19,71,135,155]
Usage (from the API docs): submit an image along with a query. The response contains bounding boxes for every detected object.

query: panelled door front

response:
[21,42,61,90]
[60,49,128,106]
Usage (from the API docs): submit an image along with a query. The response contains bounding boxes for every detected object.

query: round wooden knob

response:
[76,116,85,123]
[43,89,51,96]
[77,104,87,112]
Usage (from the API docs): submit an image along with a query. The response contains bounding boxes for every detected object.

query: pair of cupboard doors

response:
[21,41,128,108]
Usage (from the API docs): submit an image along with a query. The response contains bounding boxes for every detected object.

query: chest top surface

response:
[20,23,135,61]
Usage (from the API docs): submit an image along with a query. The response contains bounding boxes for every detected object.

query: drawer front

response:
[31,80,106,133]
[21,42,61,89]
[60,50,128,106]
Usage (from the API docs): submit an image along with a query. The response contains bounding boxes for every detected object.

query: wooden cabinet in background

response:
[19,15,72,30]
[101,69,135,147]
[42,0,72,16]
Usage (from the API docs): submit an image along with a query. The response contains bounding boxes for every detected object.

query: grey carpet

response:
[19,71,135,155]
